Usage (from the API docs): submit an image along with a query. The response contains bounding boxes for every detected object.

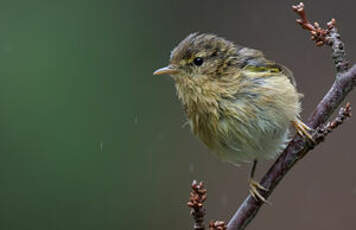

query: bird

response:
[153,33,313,202]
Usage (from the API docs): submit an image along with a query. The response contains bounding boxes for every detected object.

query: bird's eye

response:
[193,57,204,66]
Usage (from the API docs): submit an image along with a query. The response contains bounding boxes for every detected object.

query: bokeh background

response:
[0,0,354,229]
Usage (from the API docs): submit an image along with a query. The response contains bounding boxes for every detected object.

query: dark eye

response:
[193,57,203,66]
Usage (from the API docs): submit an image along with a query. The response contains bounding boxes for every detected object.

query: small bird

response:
[153,33,312,202]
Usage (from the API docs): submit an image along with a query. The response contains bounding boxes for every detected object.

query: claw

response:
[292,119,315,143]
[248,178,271,205]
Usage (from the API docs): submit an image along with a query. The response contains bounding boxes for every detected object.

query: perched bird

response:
[153,33,312,202]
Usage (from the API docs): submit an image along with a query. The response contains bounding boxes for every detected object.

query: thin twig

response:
[188,180,207,230]
[188,180,227,230]
[227,3,355,230]
[292,2,333,47]
[292,2,348,72]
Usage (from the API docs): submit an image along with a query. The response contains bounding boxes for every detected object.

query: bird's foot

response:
[292,119,315,143]
[248,178,270,204]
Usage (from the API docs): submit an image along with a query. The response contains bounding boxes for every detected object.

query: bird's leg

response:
[292,119,314,143]
[248,159,270,204]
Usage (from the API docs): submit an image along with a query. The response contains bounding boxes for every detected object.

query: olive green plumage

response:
[154,33,304,165]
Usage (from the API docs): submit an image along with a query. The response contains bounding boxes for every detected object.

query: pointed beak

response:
[153,65,179,76]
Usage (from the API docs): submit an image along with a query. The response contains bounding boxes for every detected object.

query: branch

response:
[188,180,208,230]
[188,180,227,230]
[227,3,355,230]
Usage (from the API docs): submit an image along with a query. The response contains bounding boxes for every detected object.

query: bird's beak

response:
[153,65,179,76]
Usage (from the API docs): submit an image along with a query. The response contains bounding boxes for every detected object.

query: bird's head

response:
[154,33,240,81]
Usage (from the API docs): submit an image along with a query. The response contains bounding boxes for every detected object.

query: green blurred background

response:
[0,0,354,229]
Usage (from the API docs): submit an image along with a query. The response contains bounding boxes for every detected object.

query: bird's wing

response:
[237,47,296,86]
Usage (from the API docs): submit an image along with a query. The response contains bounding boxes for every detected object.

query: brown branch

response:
[292,2,334,47]
[188,180,227,230]
[188,180,208,230]
[292,2,348,72]
[227,3,356,230]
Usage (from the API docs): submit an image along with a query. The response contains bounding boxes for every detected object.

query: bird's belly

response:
[215,121,290,165]
[191,115,291,165]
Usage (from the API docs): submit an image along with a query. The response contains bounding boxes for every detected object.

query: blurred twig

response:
[188,181,227,230]
[227,2,356,230]
[188,180,207,230]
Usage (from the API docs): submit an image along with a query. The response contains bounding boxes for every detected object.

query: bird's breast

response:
[175,80,223,148]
